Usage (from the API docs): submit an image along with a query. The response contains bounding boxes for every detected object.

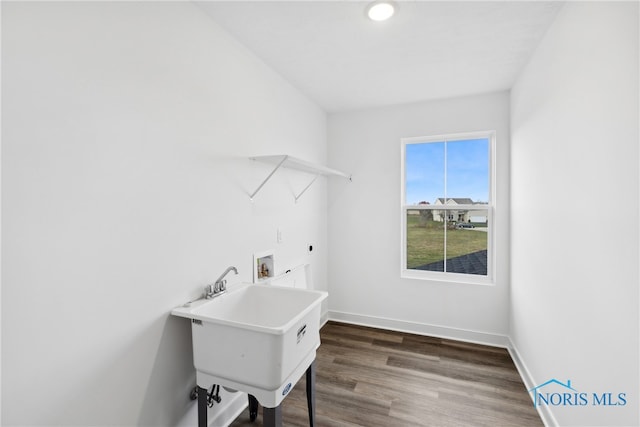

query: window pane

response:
[405,142,444,205]
[402,133,492,280]
[446,138,489,203]
[406,211,444,271]
[445,222,488,275]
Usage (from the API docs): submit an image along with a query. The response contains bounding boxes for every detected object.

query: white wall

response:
[0,2,3,422]
[1,2,327,425]
[327,92,510,345]
[510,2,639,426]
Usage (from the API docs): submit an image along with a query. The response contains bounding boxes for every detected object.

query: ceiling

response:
[197,1,564,113]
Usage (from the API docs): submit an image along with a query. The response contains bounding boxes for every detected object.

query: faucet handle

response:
[213,279,227,293]
[205,283,215,297]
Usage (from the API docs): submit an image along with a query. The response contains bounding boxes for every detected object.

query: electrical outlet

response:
[277,228,283,243]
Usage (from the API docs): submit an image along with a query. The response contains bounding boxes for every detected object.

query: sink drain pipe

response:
[190,384,221,408]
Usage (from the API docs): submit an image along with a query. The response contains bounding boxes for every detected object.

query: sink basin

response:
[172,283,327,406]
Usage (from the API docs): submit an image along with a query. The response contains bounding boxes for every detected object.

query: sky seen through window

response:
[405,138,489,205]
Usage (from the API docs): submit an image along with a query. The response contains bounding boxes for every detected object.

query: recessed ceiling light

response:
[367,1,395,22]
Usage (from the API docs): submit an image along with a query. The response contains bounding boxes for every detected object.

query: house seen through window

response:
[401,131,494,283]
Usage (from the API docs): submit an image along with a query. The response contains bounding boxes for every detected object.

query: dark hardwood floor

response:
[229,321,542,427]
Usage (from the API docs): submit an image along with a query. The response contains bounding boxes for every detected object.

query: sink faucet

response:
[205,266,238,299]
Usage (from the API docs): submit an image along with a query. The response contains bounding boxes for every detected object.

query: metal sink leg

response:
[263,405,282,427]
[197,386,208,427]
[306,361,316,427]
[248,394,259,422]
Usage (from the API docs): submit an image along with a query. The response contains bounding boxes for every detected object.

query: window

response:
[401,131,494,284]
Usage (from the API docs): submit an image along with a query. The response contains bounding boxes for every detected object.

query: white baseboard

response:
[320,309,329,327]
[506,337,558,427]
[209,391,247,427]
[175,389,247,427]
[327,310,509,348]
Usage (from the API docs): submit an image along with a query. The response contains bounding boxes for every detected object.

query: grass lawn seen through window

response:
[406,215,487,269]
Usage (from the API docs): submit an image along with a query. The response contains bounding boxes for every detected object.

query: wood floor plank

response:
[371,336,442,359]
[228,321,542,427]
[323,322,404,344]
[387,352,525,392]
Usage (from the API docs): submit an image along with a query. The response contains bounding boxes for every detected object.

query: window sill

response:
[401,269,495,286]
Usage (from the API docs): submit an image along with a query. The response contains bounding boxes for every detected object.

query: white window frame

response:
[400,130,496,285]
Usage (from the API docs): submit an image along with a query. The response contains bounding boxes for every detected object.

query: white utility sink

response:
[172,283,327,407]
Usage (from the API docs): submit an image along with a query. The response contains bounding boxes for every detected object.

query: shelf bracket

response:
[294,174,320,203]
[249,155,288,201]
[249,154,350,202]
